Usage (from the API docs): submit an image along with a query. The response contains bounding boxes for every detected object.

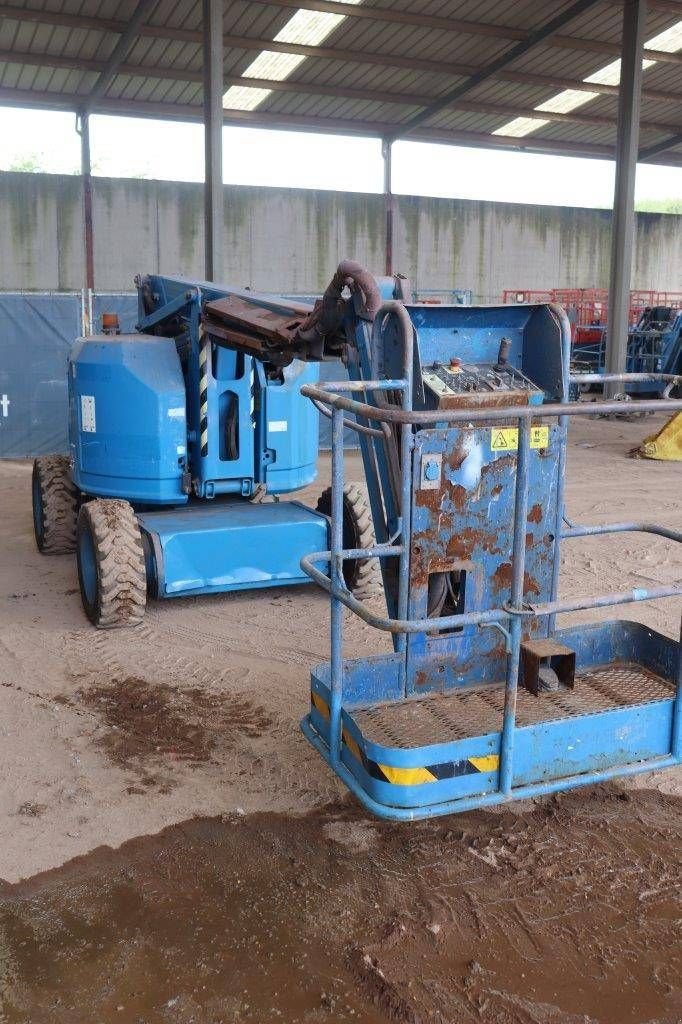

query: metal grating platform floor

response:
[352,663,674,749]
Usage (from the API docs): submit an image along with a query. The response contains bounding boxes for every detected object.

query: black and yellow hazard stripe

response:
[199,327,209,458]
[310,692,499,786]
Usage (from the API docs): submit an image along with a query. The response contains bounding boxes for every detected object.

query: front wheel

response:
[316,482,381,601]
[76,499,147,629]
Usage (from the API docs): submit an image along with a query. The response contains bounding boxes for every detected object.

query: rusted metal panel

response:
[406,421,560,696]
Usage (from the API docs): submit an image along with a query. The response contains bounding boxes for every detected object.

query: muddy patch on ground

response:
[1,784,680,1024]
[62,676,271,781]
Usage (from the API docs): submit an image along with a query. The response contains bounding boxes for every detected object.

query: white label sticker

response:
[167,406,185,419]
[269,420,288,433]
[81,394,96,433]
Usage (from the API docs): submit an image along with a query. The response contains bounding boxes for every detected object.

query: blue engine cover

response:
[259,360,320,494]
[68,334,187,505]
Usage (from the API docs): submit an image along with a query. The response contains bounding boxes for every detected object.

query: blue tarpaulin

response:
[0,293,81,457]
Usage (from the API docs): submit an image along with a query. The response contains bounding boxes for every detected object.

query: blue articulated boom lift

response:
[32,265,400,627]
[32,260,681,818]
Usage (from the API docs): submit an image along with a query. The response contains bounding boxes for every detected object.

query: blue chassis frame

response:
[299,305,682,820]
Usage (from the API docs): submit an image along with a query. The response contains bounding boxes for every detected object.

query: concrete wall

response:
[0,171,680,298]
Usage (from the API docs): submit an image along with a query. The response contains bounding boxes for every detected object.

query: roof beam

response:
[251,0,682,64]
[1,3,681,69]
[613,0,681,11]
[243,0,527,40]
[0,48,204,85]
[639,131,682,159]
[0,4,202,45]
[386,0,603,140]
[1,85,681,167]
[1,33,679,106]
[553,32,682,63]
[2,49,680,133]
[213,35,682,105]
[82,0,159,110]
[446,98,680,133]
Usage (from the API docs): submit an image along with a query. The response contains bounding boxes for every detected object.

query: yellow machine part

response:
[638,412,682,461]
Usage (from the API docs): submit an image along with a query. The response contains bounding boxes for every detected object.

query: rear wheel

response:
[76,499,146,629]
[316,482,380,601]
[32,455,79,554]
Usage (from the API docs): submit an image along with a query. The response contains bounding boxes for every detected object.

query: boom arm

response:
[200,260,384,367]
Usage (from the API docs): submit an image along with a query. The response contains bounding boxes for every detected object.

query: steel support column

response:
[203,0,224,282]
[605,0,647,396]
[382,139,395,276]
[77,111,94,325]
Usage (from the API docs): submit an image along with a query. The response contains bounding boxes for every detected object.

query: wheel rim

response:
[32,471,44,547]
[78,523,98,608]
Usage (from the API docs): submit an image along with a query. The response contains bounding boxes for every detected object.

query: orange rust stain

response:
[525,532,535,549]
[491,562,541,597]
[447,528,501,559]
[527,503,543,524]
[491,562,513,592]
[524,573,541,597]
[491,484,503,497]
[415,488,443,512]
[482,454,516,475]
[448,446,468,471]
[450,484,468,513]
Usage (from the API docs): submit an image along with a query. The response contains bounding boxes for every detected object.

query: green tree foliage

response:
[635,197,682,214]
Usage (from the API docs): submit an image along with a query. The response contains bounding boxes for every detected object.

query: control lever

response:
[495,337,511,371]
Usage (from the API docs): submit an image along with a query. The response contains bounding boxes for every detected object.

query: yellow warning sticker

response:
[490,426,549,451]
[530,425,549,449]
[490,428,518,451]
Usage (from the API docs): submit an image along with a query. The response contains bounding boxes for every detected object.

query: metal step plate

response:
[352,663,675,748]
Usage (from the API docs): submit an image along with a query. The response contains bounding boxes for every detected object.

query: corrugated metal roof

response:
[0,0,679,165]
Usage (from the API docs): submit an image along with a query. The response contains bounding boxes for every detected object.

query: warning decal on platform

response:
[490,426,549,451]
[530,425,549,448]
[490,427,518,451]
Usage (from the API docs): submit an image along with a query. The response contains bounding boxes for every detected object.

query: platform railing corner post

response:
[672,618,682,761]
[329,406,345,769]
[499,417,531,796]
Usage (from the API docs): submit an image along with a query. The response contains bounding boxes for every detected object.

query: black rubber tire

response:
[76,499,147,629]
[32,454,79,554]
[316,482,380,601]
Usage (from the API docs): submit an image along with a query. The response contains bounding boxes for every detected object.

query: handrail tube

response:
[569,372,681,384]
[548,303,572,635]
[301,385,682,425]
[311,397,385,439]
[301,552,680,635]
[563,522,682,543]
[319,379,407,391]
[328,544,404,560]
[369,301,416,672]
[329,406,345,771]
[673,621,682,760]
